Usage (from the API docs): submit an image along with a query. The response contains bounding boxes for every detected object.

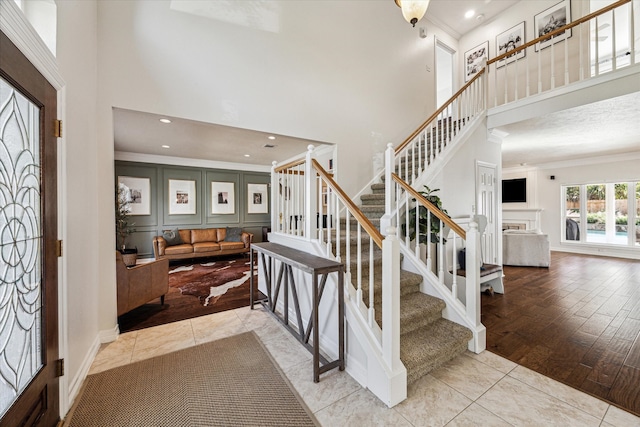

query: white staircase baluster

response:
[356,225,362,307]
[612,10,617,71]
[451,231,457,301]
[438,220,445,284]
[630,0,635,64]
[551,41,556,89]
[368,236,375,328]
[537,42,542,93]
[564,31,569,85]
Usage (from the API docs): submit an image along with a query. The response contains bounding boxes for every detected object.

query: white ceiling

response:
[113,0,640,169]
[498,91,640,168]
[113,108,330,166]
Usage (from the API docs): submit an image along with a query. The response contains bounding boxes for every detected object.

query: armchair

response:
[116,251,169,316]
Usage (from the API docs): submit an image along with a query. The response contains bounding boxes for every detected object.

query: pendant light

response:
[394,0,430,27]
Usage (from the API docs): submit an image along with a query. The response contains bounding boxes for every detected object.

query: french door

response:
[0,30,59,426]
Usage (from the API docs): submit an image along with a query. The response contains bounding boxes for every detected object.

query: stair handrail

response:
[395,69,486,155]
[313,159,383,248]
[392,173,466,239]
[487,0,631,68]
[274,158,306,173]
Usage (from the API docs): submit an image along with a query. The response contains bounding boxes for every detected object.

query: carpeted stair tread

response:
[361,205,385,213]
[360,194,385,205]
[374,292,446,335]
[371,183,386,194]
[401,319,473,384]
[357,269,423,302]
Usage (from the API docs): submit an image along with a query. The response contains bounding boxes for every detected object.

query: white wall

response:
[429,120,501,219]
[505,155,640,259]
[95,0,457,198]
[56,0,103,400]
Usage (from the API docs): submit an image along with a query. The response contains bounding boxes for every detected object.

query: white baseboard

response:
[551,244,640,260]
[66,324,120,411]
[99,324,120,343]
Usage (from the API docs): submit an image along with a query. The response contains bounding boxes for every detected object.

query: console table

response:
[250,242,345,382]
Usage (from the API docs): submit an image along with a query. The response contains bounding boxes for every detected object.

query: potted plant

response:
[401,186,449,272]
[116,183,137,266]
[402,186,449,244]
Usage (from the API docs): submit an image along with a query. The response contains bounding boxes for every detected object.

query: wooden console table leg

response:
[313,271,320,383]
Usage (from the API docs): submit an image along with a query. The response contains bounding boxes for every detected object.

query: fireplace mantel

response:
[502,208,543,231]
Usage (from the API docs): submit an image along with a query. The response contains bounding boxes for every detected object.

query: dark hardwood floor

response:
[482,251,640,416]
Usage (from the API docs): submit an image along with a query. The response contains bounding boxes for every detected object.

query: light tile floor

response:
[90,306,640,427]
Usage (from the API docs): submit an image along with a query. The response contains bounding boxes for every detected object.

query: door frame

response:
[0,0,68,420]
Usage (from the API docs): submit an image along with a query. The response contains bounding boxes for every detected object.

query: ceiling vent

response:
[263,144,276,148]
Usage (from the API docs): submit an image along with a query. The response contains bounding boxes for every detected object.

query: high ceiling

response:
[113,0,640,169]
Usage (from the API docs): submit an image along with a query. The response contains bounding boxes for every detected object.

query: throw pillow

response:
[162,228,183,246]
[225,227,243,242]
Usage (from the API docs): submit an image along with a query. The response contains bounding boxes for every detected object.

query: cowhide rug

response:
[169,259,256,306]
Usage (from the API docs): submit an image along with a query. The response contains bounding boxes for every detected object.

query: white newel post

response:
[305,145,315,239]
[465,220,486,353]
[382,226,406,405]
[382,227,401,370]
[271,161,278,233]
[380,143,395,235]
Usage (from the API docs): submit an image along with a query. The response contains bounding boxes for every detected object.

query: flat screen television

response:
[502,178,526,203]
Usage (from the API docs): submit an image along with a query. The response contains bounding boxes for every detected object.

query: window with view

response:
[562,181,640,247]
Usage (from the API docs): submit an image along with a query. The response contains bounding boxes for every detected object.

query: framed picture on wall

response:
[118,176,151,215]
[534,0,571,51]
[168,179,196,215]
[247,183,268,214]
[464,41,488,82]
[211,181,235,214]
[496,22,526,68]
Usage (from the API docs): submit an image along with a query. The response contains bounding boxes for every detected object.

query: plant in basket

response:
[116,183,137,266]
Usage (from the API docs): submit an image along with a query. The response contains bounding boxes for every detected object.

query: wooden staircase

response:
[339,181,472,385]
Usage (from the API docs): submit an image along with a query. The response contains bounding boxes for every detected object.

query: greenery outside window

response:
[562,181,640,247]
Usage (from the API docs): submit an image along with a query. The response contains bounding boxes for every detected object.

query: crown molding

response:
[0,0,64,89]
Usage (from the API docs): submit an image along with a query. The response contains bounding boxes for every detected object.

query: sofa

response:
[502,229,550,267]
[116,251,169,316]
[152,227,253,261]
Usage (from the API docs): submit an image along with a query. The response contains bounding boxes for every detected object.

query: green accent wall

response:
[115,161,270,258]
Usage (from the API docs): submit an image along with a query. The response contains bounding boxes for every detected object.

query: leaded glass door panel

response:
[0,30,59,427]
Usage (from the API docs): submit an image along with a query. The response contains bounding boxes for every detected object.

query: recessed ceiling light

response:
[268,136,276,140]
[161,145,170,149]
[464,10,475,19]
[244,154,251,157]
[159,118,171,124]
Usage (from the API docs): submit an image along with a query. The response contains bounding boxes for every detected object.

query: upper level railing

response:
[487,0,637,108]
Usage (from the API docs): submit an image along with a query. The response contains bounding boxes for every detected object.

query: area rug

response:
[118,256,264,333]
[64,332,318,426]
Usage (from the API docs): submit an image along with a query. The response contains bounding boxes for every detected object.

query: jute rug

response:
[65,332,318,426]
[118,256,264,333]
